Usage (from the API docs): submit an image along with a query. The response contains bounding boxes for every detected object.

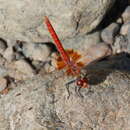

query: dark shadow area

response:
[83,52,130,85]
[42,42,57,53]
[88,0,128,34]
[0,37,8,48]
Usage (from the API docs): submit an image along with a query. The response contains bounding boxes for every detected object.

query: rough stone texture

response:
[12,59,35,77]
[101,23,120,44]
[122,6,130,23]
[21,42,50,61]
[120,22,130,35]
[0,0,116,42]
[0,77,7,91]
[112,35,129,54]
[0,1,130,130]
[0,53,130,129]
[62,31,101,50]
[3,47,15,62]
[79,43,112,65]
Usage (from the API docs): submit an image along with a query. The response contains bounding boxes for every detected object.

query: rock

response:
[120,22,130,35]
[0,77,7,92]
[38,0,115,39]
[0,38,7,54]
[0,0,116,41]
[0,0,45,40]
[0,75,51,130]
[79,43,112,65]
[0,54,130,129]
[122,6,130,23]
[116,17,123,24]
[13,59,35,77]
[112,35,129,54]
[22,42,50,62]
[3,47,15,62]
[101,23,120,44]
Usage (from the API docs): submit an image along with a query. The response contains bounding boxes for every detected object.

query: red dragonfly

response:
[44,16,88,98]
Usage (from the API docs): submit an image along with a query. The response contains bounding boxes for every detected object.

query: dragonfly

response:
[44,16,89,98]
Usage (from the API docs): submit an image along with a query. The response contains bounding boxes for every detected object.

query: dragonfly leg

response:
[75,86,83,98]
[65,79,76,99]
[77,86,84,98]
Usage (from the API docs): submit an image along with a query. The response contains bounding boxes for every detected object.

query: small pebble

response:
[101,23,120,44]
[0,77,7,91]
[120,22,130,35]
[0,38,7,54]
[13,59,35,77]
[122,6,130,23]
[116,17,123,24]
[22,42,50,61]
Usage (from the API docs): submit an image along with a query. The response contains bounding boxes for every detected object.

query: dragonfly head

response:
[76,77,88,88]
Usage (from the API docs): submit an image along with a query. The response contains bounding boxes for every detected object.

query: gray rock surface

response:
[0,77,7,91]
[0,54,130,129]
[21,42,50,61]
[0,1,130,130]
[101,23,120,44]
[122,6,130,23]
[112,35,129,53]
[3,47,15,62]
[120,22,130,35]
[0,0,115,42]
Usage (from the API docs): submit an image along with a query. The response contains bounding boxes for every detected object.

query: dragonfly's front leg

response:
[75,86,84,98]
[65,79,76,99]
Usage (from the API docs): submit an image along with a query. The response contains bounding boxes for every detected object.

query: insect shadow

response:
[83,52,130,86]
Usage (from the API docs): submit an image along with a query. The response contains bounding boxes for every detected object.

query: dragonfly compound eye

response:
[76,78,88,88]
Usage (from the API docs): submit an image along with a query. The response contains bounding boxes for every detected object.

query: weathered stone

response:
[112,35,129,53]
[3,47,15,62]
[22,42,50,62]
[116,17,123,24]
[101,23,120,44]
[0,77,7,91]
[0,0,116,41]
[63,31,101,50]
[0,65,8,77]
[79,43,112,65]
[0,54,130,129]
[120,22,130,35]
[13,59,35,77]
[122,6,130,23]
